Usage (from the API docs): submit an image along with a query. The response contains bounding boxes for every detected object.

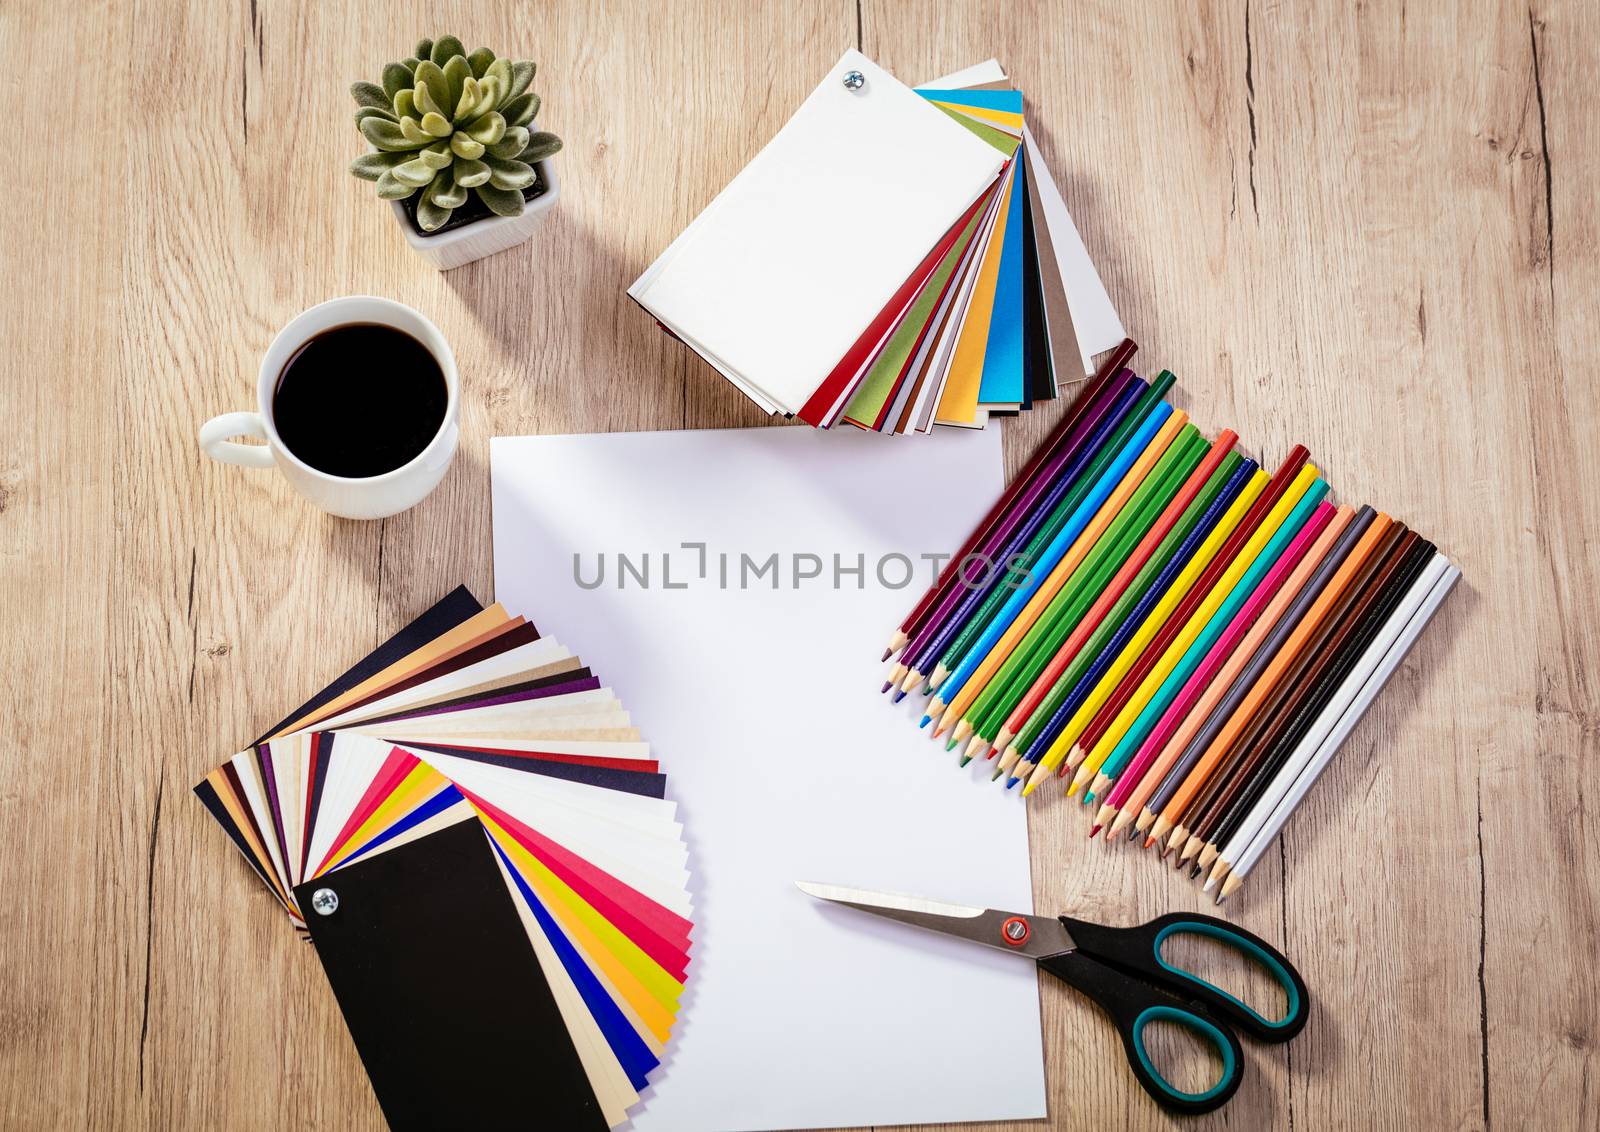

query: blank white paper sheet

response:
[491,425,1046,1131]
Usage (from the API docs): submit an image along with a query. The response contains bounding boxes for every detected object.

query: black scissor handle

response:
[1060,912,1309,1043]
[1040,948,1245,1115]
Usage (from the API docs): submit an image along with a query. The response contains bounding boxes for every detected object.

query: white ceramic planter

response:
[390,158,560,271]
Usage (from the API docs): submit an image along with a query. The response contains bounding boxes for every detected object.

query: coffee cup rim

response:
[255,295,460,485]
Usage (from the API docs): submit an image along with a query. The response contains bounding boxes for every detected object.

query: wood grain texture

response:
[0,0,1593,1128]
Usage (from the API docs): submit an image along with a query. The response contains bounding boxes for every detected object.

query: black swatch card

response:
[295,819,607,1131]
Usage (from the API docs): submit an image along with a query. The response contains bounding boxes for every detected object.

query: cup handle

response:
[199,411,275,469]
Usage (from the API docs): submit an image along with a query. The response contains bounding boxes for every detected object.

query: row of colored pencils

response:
[881,341,1458,903]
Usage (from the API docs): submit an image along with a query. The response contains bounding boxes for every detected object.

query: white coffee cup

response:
[199,296,460,520]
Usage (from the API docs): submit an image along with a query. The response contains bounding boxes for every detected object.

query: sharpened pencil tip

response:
[880,681,892,694]
[880,648,892,663]
[1142,836,1156,849]
[1064,782,1079,797]
[1202,877,1217,893]
[1189,864,1203,880]
[1089,825,1101,839]
[918,716,931,728]
[957,756,973,768]
[891,689,907,703]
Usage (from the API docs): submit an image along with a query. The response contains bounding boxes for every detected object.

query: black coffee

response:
[272,323,447,478]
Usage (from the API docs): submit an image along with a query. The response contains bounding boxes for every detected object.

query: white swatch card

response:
[492,425,1046,1131]
[629,50,1004,415]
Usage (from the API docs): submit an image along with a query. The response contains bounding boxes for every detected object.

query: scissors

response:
[797,882,1308,1116]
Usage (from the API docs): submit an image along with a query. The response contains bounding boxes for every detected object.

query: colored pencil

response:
[921,372,1175,693]
[1067,466,1328,797]
[1144,514,1399,849]
[1005,455,1252,785]
[937,409,1191,741]
[993,430,1239,757]
[1018,461,1266,790]
[923,401,1178,731]
[891,368,1144,690]
[961,424,1207,758]
[1216,559,1459,902]
[1190,536,1436,875]
[1083,498,1336,817]
[1173,529,1426,869]
[883,340,1135,661]
[1057,445,1313,779]
[1096,503,1350,837]
[877,361,1456,898]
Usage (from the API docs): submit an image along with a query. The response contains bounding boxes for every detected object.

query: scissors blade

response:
[797,881,1074,960]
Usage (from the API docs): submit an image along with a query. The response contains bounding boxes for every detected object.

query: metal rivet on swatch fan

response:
[842,70,865,92]
[311,888,340,916]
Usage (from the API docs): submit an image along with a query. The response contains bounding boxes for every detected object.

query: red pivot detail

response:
[1000,917,1030,946]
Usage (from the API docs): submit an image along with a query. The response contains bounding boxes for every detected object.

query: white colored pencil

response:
[1214,557,1459,899]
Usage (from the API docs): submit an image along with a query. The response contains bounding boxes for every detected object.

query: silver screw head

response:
[1005,920,1027,940]
[311,887,340,916]
[843,70,865,92]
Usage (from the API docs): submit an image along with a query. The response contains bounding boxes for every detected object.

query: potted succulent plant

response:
[350,36,563,271]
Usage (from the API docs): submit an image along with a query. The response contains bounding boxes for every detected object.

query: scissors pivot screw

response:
[310,888,340,916]
[842,69,866,92]
[1001,917,1030,946]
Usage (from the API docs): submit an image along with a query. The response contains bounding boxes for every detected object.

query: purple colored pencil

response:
[895,367,1140,682]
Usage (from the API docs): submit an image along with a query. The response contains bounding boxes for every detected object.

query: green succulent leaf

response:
[454,158,492,187]
[449,132,485,160]
[419,140,454,169]
[420,111,453,137]
[399,115,433,145]
[393,88,416,118]
[474,76,502,117]
[467,48,495,77]
[442,54,471,114]
[500,92,537,128]
[392,158,439,188]
[488,126,529,159]
[454,77,481,123]
[429,167,468,209]
[375,168,415,199]
[414,38,433,61]
[381,62,414,101]
[521,130,562,162]
[417,194,451,232]
[351,81,389,110]
[484,154,536,190]
[475,183,527,218]
[505,61,535,105]
[413,60,450,117]
[350,150,408,180]
[401,56,420,70]
[465,111,506,145]
[360,116,425,151]
[430,35,465,65]
[413,80,443,119]
[484,58,512,98]
[354,106,397,126]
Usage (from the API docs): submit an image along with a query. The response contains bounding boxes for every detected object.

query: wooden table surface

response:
[4,1,1596,1128]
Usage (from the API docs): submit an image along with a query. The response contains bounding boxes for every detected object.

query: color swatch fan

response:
[630,51,1124,433]
[195,587,692,1131]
